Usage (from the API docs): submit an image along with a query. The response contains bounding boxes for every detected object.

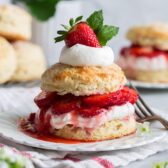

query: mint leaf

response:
[14,0,60,21]
[97,25,119,46]
[86,10,103,31]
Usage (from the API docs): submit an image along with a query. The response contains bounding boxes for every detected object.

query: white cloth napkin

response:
[0,86,168,168]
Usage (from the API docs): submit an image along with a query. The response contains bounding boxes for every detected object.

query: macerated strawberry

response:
[82,86,138,107]
[65,22,101,48]
[36,108,51,133]
[51,98,79,115]
[82,92,118,108]
[124,86,138,104]
[28,113,36,123]
[78,107,103,118]
[34,91,57,108]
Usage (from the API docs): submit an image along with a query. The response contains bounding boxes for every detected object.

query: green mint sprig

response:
[86,10,119,46]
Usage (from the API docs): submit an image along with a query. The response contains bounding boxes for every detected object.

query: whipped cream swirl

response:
[59,44,114,66]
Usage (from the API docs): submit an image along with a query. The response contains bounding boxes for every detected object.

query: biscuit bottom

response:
[124,68,168,83]
[53,116,136,141]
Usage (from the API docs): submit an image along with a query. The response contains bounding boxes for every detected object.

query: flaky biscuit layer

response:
[41,63,126,96]
[54,116,136,141]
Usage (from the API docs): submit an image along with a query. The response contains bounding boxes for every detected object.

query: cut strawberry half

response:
[51,96,79,115]
[82,86,138,107]
[78,107,103,118]
[34,91,57,108]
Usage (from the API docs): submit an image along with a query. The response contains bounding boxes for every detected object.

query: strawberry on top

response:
[55,10,119,48]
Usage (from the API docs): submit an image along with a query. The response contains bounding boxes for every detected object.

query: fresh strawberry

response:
[55,10,119,48]
[51,96,79,115]
[65,22,101,47]
[34,91,57,108]
[82,86,138,107]
[78,107,103,118]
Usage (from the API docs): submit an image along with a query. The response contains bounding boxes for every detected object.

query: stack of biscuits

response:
[0,4,46,84]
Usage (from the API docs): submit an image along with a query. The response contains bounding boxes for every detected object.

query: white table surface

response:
[121,88,168,168]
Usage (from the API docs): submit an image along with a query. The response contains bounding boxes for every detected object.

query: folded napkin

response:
[0,86,168,168]
[0,134,168,168]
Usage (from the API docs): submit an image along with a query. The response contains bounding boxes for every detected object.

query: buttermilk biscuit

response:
[124,68,168,83]
[127,23,168,50]
[41,63,126,96]
[54,116,136,141]
[11,41,46,82]
[0,36,16,84]
[0,4,32,41]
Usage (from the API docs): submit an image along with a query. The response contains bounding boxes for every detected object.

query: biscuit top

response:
[0,4,32,22]
[41,63,126,96]
[126,23,168,50]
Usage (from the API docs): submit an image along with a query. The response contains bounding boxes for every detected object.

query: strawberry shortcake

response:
[21,10,138,141]
[117,23,168,83]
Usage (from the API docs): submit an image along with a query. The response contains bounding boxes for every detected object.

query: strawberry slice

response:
[51,96,79,115]
[65,22,101,48]
[82,92,118,108]
[124,86,138,104]
[78,107,103,118]
[36,108,51,133]
[82,86,138,107]
[34,91,57,108]
[28,113,36,123]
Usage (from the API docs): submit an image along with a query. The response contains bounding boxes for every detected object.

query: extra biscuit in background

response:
[0,4,32,41]
[11,41,46,82]
[0,36,16,84]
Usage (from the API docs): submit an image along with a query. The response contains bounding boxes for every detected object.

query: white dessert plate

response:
[129,80,168,89]
[0,108,167,152]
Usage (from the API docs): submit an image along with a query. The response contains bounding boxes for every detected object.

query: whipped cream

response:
[40,102,135,130]
[59,44,114,66]
[118,55,168,71]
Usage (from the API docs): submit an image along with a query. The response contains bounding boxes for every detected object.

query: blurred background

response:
[0,0,168,65]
